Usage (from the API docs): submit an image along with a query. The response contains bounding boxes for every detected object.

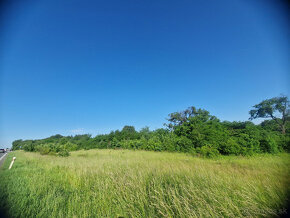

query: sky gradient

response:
[0,0,289,147]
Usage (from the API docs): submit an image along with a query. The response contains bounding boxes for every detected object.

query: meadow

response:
[0,150,289,217]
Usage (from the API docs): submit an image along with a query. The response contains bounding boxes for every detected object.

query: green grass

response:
[0,150,289,217]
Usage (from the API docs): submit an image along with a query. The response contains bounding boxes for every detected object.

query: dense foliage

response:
[249,96,289,134]
[12,98,289,157]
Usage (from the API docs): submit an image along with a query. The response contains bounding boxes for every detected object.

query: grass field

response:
[0,150,289,217]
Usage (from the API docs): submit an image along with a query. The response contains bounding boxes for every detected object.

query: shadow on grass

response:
[0,206,9,218]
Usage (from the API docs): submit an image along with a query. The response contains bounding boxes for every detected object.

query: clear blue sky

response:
[0,0,289,147]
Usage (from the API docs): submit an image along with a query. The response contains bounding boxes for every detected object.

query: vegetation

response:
[249,96,289,134]
[11,96,290,157]
[0,150,289,217]
[1,96,289,217]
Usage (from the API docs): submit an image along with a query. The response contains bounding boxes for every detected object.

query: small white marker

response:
[9,157,16,170]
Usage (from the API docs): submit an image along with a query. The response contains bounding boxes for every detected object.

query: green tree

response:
[166,106,217,129]
[249,96,289,134]
[121,126,137,140]
[12,139,23,150]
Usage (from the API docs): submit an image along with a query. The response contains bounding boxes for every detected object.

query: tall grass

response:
[0,150,289,217]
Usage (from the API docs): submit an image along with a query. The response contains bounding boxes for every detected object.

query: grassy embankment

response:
[0,150,289,217]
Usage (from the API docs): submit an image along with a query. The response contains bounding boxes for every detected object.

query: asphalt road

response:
[0,152,8,167]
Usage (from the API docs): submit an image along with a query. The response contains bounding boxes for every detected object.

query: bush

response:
[175,136,193,152]
[260,136,279,154]
[58,150,70,157]
[39,146,50,155]
[234,133,260,155]
[64,142,78,151]
[188,147,197,156]
[147,136,163,151]
[197,146,219,158]
[278,134,290,151]
[219,138,241,155]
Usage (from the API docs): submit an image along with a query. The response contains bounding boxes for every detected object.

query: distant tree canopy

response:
[166,106,218,129]
[12,140,23,150]
[12,96,290,157]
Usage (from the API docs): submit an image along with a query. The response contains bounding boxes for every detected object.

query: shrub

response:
[197,146,219,158]
[175,136,193,152]
[163,134,178,152]
[64,142,78,151]
[147,136,163,151]
[260,136,279,154]
[234,133,260,155]
[188,147,197,156]
[58,150,70,157]
[39,146,51,155]
[219,138,241,155]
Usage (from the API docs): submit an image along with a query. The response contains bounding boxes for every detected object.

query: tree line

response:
[12,96,289,157]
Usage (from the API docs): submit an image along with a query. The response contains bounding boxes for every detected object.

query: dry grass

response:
[0,149,289,217]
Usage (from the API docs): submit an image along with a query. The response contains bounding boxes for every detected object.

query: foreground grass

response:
[0,150,289,217]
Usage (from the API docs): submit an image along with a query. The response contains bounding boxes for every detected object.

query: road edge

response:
[0,153,8,168]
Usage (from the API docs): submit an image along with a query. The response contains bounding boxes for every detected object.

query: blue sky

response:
[0,0,289,147]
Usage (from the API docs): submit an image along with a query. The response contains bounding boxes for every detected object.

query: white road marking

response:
[0,153,8,162]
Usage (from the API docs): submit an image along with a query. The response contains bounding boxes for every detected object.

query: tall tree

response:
[249,96,289,134]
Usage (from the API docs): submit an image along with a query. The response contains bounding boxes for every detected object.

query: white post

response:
[8,157,16,170]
